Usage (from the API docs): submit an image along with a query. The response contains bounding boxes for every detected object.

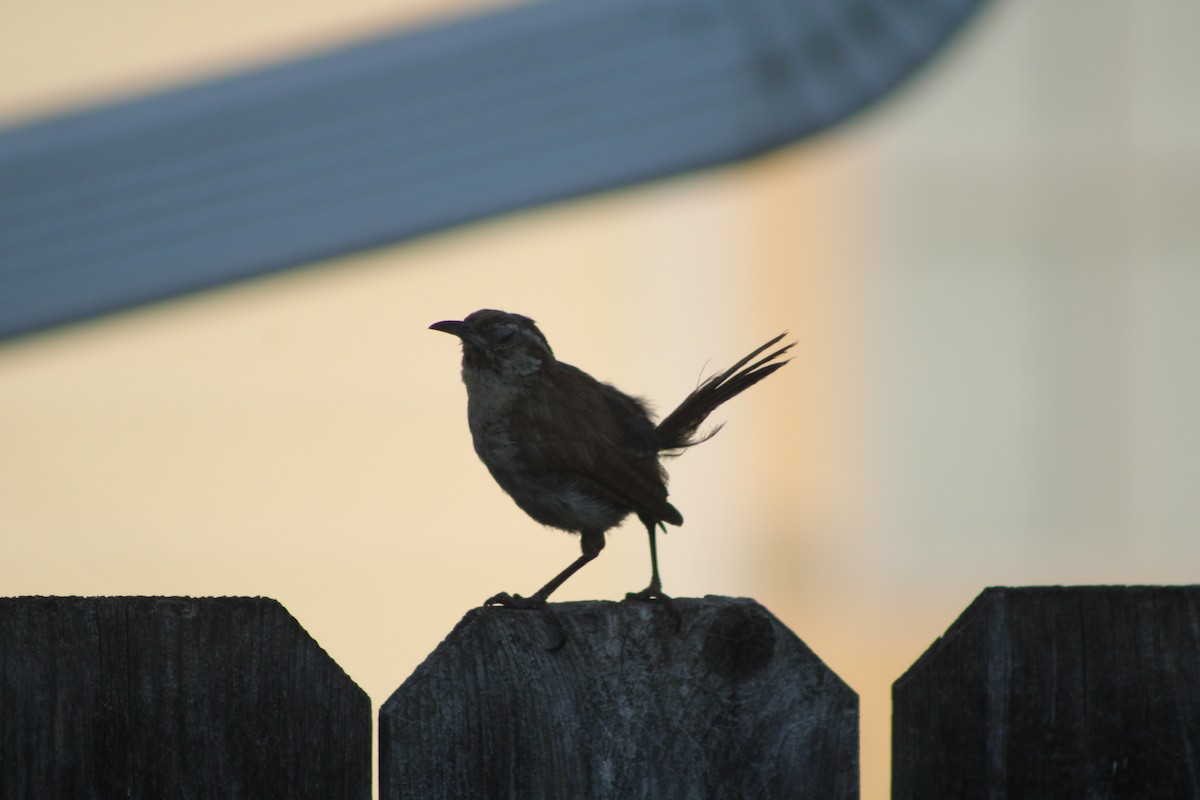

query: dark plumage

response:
[430,309,792,610]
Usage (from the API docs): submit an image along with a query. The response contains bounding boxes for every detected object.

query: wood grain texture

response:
[893,586,1200,799]
[0,596,370,799]
[379,596,858,799]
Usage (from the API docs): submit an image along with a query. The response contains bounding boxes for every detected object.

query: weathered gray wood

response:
[0,0,991,341]
[893,586,1200,799]
[0,596,371,799]
[379,596,858,799]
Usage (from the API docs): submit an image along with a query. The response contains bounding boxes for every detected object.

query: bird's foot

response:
[483,592,566,651]
[624,585,669,603]
[483,592,546,610]
[624,586,682,633]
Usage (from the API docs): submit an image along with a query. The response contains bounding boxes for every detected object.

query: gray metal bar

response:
[0,0,989,340]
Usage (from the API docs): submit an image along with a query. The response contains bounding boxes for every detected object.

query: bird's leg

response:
[485,532,605,651]
[625,520,681,631]
[485,531,604,608]
[626,519,668,600]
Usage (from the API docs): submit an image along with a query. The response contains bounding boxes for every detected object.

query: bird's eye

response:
[494,326,517,343]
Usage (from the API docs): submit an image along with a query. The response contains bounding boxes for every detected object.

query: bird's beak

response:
[429,319,468,336]
[429,319,485,348]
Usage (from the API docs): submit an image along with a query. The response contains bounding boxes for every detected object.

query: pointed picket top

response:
[0,596,371,799]
[380,596,858,799]
[893,585,1200,799]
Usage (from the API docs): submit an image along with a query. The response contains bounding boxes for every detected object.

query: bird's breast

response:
[460,367,524,468]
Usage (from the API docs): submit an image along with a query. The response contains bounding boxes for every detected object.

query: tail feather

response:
[655,333,793,453]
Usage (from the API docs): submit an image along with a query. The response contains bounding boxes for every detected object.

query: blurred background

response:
[2,1,1197,797]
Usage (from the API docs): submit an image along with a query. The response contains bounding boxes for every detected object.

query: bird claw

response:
[482,592,567,651]
[624,587,682,633]
[483,592,545,609]
[624,586,667,602]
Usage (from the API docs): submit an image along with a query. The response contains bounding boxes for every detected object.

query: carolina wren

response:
[430,309,791,610]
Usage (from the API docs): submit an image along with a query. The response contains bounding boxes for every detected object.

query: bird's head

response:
[429,309,555,378]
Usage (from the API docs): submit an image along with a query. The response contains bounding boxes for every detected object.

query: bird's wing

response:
[513,364,681,525]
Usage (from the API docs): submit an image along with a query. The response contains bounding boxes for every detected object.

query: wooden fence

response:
[2,587,1197,798]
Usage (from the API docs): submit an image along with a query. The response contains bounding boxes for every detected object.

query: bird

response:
[430,309,792,612]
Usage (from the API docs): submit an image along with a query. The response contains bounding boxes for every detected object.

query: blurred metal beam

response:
[0,0,989,341]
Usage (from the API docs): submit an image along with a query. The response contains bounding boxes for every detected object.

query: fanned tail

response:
[655,333,793,453]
